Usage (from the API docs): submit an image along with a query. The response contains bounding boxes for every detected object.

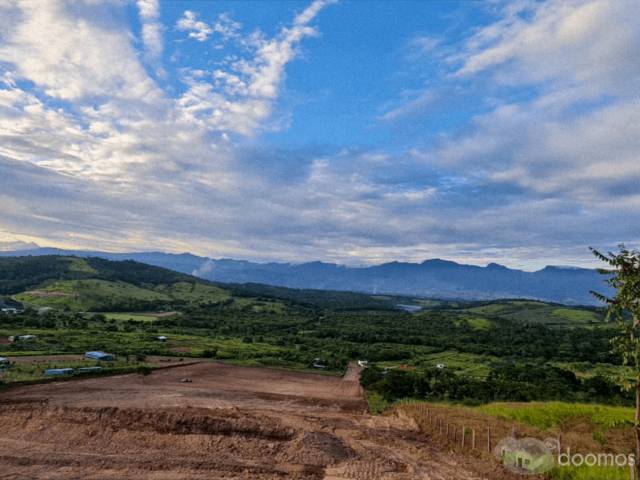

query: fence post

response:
[461,426,466,449]
[487,427,492,453]
[630,462,635,480]
[471,428,476,450]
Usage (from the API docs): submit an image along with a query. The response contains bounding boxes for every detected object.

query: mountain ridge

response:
[0,247,609,305]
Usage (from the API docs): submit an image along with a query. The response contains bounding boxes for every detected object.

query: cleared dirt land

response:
[0,362,493,480]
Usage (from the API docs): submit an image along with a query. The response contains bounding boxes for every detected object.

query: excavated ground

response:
[0,362,503,479]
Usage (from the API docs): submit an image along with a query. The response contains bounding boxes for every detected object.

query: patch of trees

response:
[361,364,632,405]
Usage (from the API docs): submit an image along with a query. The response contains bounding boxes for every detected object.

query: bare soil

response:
[0,362,504,479]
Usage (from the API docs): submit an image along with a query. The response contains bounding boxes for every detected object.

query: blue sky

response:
[0,0,639,269]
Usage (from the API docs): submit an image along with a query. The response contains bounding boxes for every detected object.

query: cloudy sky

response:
[0,0,638,269]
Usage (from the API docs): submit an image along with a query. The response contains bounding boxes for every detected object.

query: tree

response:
[591,245,640,474]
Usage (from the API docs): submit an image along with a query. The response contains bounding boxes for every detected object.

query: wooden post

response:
[461,426,466,449]
[487,427,492,453]
[446,423,449,439]
[471,428,476,450]
[630,461,635,480]
[557,435,562,454]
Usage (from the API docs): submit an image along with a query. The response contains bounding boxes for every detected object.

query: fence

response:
[395,401,637,480]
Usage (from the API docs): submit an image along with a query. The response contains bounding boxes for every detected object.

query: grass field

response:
[461,301,605,327]
[14,279,170,311]
[477,402,633,430]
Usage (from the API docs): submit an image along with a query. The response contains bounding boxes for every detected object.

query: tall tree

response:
[591,245,640,475]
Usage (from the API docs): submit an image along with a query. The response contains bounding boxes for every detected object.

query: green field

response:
[477,402,633,430]
[462,301,606,326]
[14,279,171,311]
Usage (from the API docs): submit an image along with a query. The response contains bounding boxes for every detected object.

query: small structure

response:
[15,334,37,341]
[357,360,369,368]
[0,357,9,366]
[312,358,327,369]
[156,335,168,342]
[0,300,24,314]
[84,351,116,361]
[44,368,74,376]
[436,363,446,369]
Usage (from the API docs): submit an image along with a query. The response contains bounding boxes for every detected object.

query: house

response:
[0,299,24,314]
[156,336,168,342]
[44,368,74,376]
[357,360,368,368]
[436,363,446,369]
[0,357,9,366]
[84,351,116,361]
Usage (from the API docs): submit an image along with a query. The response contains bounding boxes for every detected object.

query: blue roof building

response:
[44,368,74,376]
[84,351,115,361]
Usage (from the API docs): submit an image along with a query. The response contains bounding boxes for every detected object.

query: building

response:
[357,360,368,368]
[44,368,74,376]
[0,357,9,366]
[0,300,24,314]
[436,363,446,369]
[14,334,37,341]
[84,351,116,361]
[156,336,168,342]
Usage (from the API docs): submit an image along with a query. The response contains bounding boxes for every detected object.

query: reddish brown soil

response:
[0,362,503,479]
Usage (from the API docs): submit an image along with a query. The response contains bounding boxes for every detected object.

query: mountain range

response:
[0,246,610,305]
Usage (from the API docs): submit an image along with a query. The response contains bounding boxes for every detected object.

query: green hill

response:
[1,256,248,312]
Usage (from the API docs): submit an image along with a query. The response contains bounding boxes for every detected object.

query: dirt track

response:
[0,362,496,479]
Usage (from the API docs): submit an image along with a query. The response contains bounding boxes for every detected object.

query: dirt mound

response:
[280,431,355,466]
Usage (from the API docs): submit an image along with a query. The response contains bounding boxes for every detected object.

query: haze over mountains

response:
[0,246,610,305]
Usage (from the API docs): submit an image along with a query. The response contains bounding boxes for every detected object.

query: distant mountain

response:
[0,247,610,305]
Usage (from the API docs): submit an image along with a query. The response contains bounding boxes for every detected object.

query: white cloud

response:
[0,1,159,102]
[179,0,332,135]
[455,0,640,96]
[0,0,637,269]
[137,0,164,64]
[176,10,213,42]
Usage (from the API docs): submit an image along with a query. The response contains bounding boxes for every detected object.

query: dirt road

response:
[0,361,496,479]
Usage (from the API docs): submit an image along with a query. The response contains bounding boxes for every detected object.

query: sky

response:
[0,0,639,270]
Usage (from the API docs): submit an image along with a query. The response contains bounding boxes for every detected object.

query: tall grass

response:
[477,402,633,430]
[550,465,630,480]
